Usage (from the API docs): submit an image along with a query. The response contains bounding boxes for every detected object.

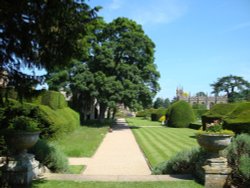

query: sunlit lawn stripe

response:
[132,129,160,166]
[152,128,197,147]
[136,128,169,165]
[127,118,199,167]
[142,128,193,162]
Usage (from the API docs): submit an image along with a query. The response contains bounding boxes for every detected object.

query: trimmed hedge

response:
[40,91,67,110]
[0,99,80,140]
[168,101,195,128]
[202,102,250,133]
[193,109,209,120]
[136,108,168,121]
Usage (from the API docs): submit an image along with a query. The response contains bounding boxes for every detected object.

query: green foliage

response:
[37,105,80,139]
[223,102,250,134]
[226,134,250,187]
[193,109,209,120]
[1,1,98,104]
[0,99,80,140]
[29,139,68,173]
[239,155,250,180]
[8,116,40,132]
[202,102,250,133]
[40,91,67,110]
[152,148,206,183]
[168,101,195,128]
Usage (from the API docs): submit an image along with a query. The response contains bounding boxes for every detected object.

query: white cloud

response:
[108,0,124,10]
[104,0,187,26]
[131,0,188,25]
[226,22,250,32]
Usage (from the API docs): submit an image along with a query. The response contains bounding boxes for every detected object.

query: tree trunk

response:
[112,107,117,119]
[107,108,111,119]
[99,104,107,122]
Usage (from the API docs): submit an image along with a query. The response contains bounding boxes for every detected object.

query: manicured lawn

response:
[127,117,198,167]
[126,117,163,126]
[52,123,109,157]
[32,180,203,188]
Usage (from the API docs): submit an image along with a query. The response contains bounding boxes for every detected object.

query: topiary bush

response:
[0,99,80,140]
[168,100,195,128]
[223,103,250,134]
[226,134,250,187]
[40,91,67,110]
[202,102,250,133]
[29,139,69,173]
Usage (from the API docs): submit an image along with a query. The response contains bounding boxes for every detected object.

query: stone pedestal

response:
[203,157,231,188]
[1,153,41,186]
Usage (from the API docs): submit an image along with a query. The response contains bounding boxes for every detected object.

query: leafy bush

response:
[152,147,206,183]
[168,101,195,128]
[29,139,69,173]
[226,134,250,187]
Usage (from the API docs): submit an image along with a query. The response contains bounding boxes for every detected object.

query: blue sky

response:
[88,0,250,100]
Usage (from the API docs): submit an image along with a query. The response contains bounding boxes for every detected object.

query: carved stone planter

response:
[4,131,40,155]
[197,134,232,157]
[197,134,233,188]
[2,131,41,186]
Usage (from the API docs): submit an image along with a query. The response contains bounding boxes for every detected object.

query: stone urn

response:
[4,131,40,156]
[197,134,232,157]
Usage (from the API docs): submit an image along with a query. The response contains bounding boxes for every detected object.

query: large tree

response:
[47,17,160,120]
[99,17,160,110]
[211,75,250,102]
[0,0,98,103]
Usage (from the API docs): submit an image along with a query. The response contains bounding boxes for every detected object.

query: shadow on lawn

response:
[112,123,141,131]
[189,135,197,139]
[81,119,115,128]
[32,178,47,188]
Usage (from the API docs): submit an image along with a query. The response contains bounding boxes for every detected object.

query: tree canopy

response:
[0,0,98,71]
[0,0,99,104]
[211,75,250,102]
[153,97,170,109]
[47,17,160,120]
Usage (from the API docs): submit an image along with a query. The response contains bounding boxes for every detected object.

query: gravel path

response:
[81,118,151,175]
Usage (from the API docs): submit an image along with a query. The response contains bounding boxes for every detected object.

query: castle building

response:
[176,87,227,109]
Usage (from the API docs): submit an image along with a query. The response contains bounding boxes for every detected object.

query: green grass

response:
[126,117,163,126]
[127,117,198,167]
[32,180,203,188]
[68,165,85,174]
[52,125,108,157]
